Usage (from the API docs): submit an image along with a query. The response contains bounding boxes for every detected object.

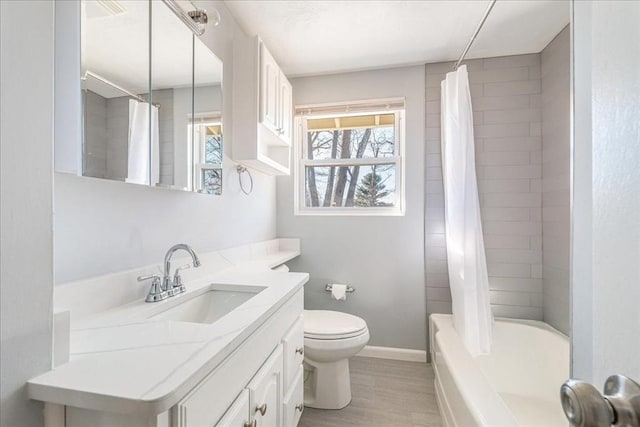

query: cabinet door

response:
[282,367,304,427]
[216,389,251,427]
[260,43,280,135]
[248,346,283,427]
[279,72,293,145]
[281,315,304,391]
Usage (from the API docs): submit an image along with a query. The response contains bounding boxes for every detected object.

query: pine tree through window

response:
[295,99,405,215]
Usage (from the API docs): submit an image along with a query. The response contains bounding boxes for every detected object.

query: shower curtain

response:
[440,65,492,355]
[126,99,159,185]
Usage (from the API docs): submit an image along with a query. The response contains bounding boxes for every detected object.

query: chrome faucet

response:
[138,244,201,303]
[163,243,201,296]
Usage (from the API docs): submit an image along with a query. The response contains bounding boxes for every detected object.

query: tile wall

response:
[541,27,571,334]
[425,54,544,320]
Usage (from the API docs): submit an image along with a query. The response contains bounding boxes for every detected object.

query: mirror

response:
[81,0,223,194]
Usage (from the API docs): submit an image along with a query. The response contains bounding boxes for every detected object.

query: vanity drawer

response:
[281,315,304,390]
[282,367,304,427]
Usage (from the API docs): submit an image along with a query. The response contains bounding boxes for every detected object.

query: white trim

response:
[356,345,427,363]
[294,104,406,216]
[295,97,406,116]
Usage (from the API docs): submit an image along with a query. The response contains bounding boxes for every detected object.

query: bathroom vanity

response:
[28,240,307,427]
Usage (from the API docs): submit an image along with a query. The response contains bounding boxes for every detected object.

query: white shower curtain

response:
[440,65,492,355]
[126,99,159,185]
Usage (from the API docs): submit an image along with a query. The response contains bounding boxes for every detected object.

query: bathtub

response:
[429,314,569,427]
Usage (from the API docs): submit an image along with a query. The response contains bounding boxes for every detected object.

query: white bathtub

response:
[429,314,569,427]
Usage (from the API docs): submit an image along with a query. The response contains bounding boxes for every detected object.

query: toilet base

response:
[304,359,352,409]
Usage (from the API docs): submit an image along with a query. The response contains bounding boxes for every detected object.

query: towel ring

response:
[237,165,253,195]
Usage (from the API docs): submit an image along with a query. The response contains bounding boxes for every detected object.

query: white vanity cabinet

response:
[56,289,304,427]
[232,36,293,175]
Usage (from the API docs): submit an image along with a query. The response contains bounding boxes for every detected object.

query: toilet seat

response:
[304,310,368,340]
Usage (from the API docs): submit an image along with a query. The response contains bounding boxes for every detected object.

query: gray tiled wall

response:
[106,96,130,181]
[425,54,544,321]
[152,88,175,186]
[541,26,571,335]
[83,90,108,179]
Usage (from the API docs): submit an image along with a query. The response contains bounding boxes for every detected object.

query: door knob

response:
[560,374,640,427]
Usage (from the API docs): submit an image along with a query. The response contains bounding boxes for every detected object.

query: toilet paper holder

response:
[325,284,355,293]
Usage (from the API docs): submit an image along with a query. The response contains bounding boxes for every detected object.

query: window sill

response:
[294,207,405,217]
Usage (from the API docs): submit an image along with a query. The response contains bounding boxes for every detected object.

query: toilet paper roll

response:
[273,264,289,272]
[330,284,347,301]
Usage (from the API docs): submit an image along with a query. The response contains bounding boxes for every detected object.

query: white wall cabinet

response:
[233,36,293,175]
[59,290,304,427]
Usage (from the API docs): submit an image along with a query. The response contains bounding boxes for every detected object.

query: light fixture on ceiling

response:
[188,8,221,28]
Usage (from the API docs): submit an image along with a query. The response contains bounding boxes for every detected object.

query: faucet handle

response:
[137,275,167,303]
[174,264,191,275]
[172,264,191,294]
[137,274,161,282]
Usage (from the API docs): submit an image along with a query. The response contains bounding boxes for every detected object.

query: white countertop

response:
[28,256,308,416]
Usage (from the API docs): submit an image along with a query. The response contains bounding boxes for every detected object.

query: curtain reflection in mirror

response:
[126,100,159,185]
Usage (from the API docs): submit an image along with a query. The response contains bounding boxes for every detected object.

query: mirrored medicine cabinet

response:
[81,0,223,195]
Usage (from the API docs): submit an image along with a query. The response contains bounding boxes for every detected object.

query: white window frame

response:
[188,112,223,194]
[294,99,406,216]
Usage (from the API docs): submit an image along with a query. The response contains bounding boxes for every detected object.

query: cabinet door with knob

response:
[216,390,251,427]
[281,315,304,392]
[247,346,283,427]
[282,368,304,427]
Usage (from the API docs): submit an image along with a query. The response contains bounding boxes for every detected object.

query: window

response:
[189,113,223,195]
[295,99,405,215]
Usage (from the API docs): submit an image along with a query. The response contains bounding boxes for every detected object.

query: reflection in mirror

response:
[81,0,151,184]
[151,3,223,194]
[81,0,223,194]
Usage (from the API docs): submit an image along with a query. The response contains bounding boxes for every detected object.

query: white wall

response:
[1,1,54,425]
[572,0,640,384]
[277,66,426,350]
[55,1,278,283]
[541,26,571,335]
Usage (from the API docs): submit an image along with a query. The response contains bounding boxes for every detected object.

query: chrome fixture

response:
[188,10,208,25]
[161,0,220,36]
[237,166,254,195]
[139,244,201,303]
[324,284,356,293]
[137,274,167,302]
[561,374,640,427]
[163,244,201,297]
[453,0,497,71]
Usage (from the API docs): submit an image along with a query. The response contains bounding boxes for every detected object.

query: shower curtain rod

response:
[453,0,497,71]
[82,71,160,108]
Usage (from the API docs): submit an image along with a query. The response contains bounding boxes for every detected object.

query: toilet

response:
[303,310,370,409]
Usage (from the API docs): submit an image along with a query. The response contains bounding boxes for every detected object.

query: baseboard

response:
[356,345,427,363]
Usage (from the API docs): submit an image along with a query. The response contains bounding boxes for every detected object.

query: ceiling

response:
[224,0,569,77]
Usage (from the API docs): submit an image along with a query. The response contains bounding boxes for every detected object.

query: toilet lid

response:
[304,310,368,340]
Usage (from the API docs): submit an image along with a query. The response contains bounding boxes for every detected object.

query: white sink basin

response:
[150,285,265,324]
